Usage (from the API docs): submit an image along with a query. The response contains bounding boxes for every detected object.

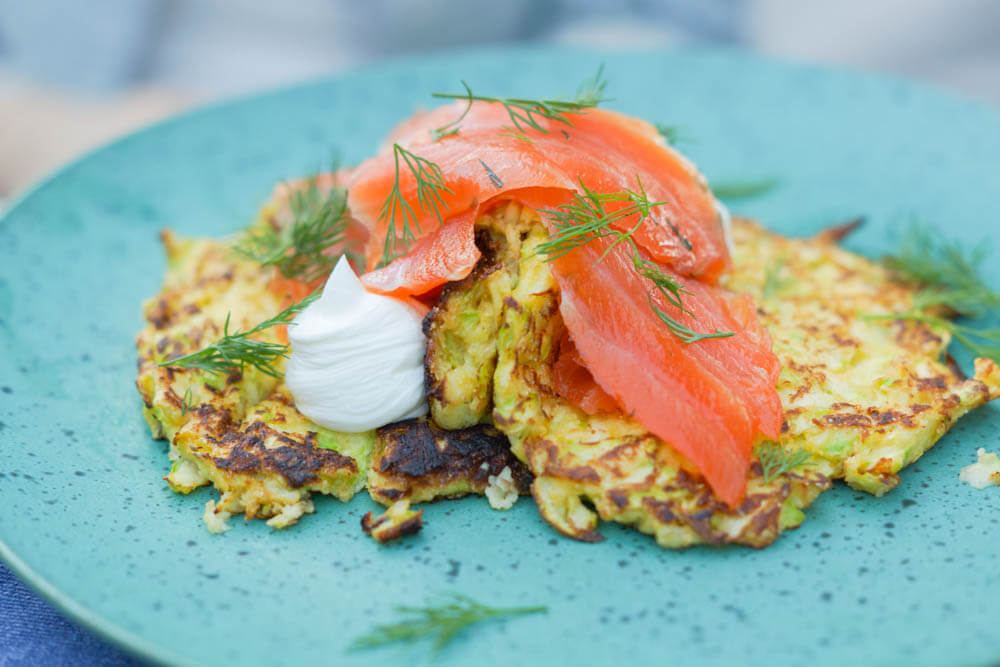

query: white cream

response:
[285,256,428,432]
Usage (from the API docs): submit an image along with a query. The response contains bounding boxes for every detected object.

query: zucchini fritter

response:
[424,209,530,430]
[368,418,532,506]
[723,219,1000,495]
[485,208,828,548]
[137,190,999,545]
[136,213,373,531]
[136,230,283,444]
[169,385,372,531]
[426,201,999,548]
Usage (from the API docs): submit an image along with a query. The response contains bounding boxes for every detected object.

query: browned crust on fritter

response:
[177,399,359,489]
[210,421,358,488]
[725,217,1000,498]
[367,418,532,505]
[361,506,424,543]
[813,216,866,243]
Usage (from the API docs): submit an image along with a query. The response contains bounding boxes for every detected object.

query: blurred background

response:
[2,0,999,205]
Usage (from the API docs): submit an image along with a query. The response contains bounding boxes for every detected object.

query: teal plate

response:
[2,47,999,667]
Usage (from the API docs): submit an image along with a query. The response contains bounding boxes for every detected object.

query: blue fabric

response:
[0,562,148,667]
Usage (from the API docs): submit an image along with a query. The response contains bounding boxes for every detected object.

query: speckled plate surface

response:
[2,47,999,667]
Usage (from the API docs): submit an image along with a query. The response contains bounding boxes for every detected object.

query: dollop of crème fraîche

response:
[286,256,428,432]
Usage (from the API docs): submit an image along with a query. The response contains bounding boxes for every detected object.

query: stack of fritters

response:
[136,192,999,545]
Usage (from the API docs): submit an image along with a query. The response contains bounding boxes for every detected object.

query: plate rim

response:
[3,42,999,225]
[0,543,194,666]
[2,43,999,667]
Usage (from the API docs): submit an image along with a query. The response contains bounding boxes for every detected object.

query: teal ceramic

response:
[2,47,999,667]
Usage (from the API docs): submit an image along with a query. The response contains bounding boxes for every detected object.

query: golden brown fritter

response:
[361,500,424,543]
[168,385,372,531]
[135,230,284,444]
[486,209,828,547]
[723,218,1000,495]
[137,188,999,545]
[136,195,374,532]
[431,202,998,548]
[368,418,532,506]
[423,213,531,430]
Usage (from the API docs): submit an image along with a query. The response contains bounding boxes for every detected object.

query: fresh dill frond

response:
[868,311,1000,363]
[497,125,536,144]
[711,178,779,201]
[179,387,197,416]
[235,175,351,284]
[873,223,1000,362]
[884,223,1000,318]
[647,293,734,344]
[632,245,731,342]
[431,65,609,138]
[945,322,1000,361]
[572,64,609,108]
[757,442,812,484]
[633,252,688,312]
[159,292,319,378]
[350,594,546,654]
[429,80,474,140]
[654,123,688,147]
[537,178,659,261]
[378,144,453,266]
[537,179,733,344]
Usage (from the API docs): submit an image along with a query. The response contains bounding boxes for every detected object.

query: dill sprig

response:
[646,292,733,344]
[498,125,535,143]
[350,594,547,654]
[874,224,1000,362]
[537,179,660,261]
[430,65,609,139]
[235,176,351,284]
[654,123,688,147]
[537,179,733,344]
[159,292,319,378]
[884,224,1000,318]
[873,312,1000,362]
[711,178,779,201]
[757,442,812,484]
[378,144,453,266]
[179,387,197,416]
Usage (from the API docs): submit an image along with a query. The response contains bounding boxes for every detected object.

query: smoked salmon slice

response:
[350,101,727,295]
[346,99,781,507]
[549,235,782,507]
[360,209,480,296]
[551,330,622,416]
